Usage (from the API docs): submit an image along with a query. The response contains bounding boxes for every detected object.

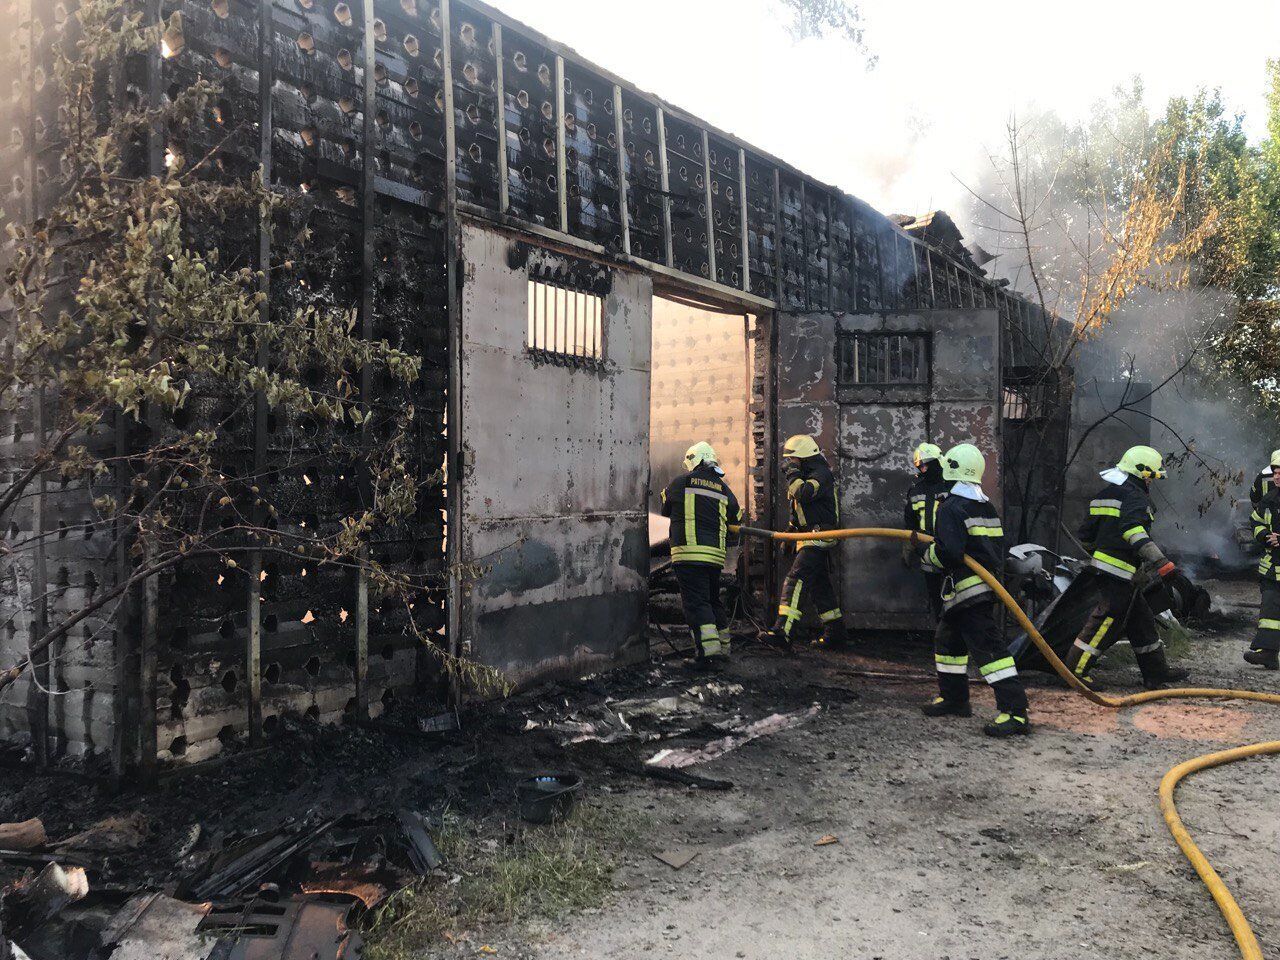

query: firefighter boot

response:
[1136,645,1189,690]
[819,618,849,649]
[983,713,1031,737]
[1063,644,1098,687]
[921,696,973,718]
[1245,648,1280,670]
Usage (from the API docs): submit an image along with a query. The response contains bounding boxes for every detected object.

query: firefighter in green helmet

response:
[1066,445,1192,688]
[920,443,1030,737]
[660,441,743,662]
[771,434,848,647]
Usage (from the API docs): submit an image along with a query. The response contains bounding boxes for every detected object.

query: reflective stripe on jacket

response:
[1077,476,1159,581]
[787,455,839,548]
[1253,494,1280,582]
[660,464,743,566]
[922,491,1003,613]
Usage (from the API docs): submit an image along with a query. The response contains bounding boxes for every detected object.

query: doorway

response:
[648,294,755,556]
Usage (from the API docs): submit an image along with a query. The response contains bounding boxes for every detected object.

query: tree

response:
[963,92,1224,542]
[0,0,494,738]
[772,0,876,64]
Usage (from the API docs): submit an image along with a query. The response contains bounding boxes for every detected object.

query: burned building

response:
[0,0,1064,771]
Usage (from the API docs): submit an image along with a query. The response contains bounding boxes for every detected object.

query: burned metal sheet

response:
[458,223,652,684]
[772,309,1002,632]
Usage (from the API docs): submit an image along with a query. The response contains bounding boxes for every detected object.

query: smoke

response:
[959,105,1275,569]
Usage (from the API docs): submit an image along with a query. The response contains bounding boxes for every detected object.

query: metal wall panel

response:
[457,222,651,685]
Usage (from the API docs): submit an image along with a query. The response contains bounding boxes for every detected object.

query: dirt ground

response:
[511,577,1280,960]
[3,578,1279,960]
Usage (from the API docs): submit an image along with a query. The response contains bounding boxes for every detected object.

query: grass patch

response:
[363,802,644,959]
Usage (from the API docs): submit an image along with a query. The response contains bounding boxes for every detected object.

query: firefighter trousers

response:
[673,561,727,656]
[934,600,1028,717]
[775,546,843,640]
[1255,577,1280,652]
[1068,573,1171,681]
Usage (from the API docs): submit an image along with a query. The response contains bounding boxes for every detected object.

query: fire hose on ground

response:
[734,524,1280,960]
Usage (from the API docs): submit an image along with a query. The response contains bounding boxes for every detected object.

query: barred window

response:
[527,279,603,363]
[837,332,930,386]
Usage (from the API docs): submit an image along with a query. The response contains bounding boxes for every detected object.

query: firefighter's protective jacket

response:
[922,488,1003,612]
[660,463,742,567]
[1251,469,1276,508]
[1078,474,1169,581]
[1251,491,1280,582]
[786,455,839,547]
[904,463,949,536]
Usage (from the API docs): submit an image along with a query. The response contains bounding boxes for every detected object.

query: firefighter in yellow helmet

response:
[660,442,743,662]
[903,442,948,620]
[771,435,847,647]
[1066,445,1192,688]
[920,443,1029,737]
[1246,448,1280,670]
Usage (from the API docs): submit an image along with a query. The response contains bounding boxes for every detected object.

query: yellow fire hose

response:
[735,525,1280,959]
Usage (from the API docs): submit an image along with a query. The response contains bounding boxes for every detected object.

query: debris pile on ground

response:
[0,649,856,960]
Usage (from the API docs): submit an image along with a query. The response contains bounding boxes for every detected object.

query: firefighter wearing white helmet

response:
[919,443,1030,737]
[1246,448,1280,670]
[660,442,743,662]
[1248,448,1280,508]
[1066,445,1191,688]
[771,435,847,647]
[903,442,949,620]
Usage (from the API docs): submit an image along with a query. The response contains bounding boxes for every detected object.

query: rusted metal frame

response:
[554,55,567,234]
[456,0,860,209]
[701,129,715,282]
[922,240,936,309]
[442,0,464,703]
[845,201,860,311]
[248,0,276,748]
[824,191,832,310]
[655,108,673,268]
[24,0,48,767]
[737,148,748,292]
[797,179,807,309]
[493,22,509,215]
[107,40,130,775]
[133,0,167,779]
[453,204,774,313]
[353,0,378,720]
[766,165,783,602]
[613,84,630,257]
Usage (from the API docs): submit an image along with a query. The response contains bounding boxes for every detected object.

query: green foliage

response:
[1210,60,1280,408]
[0,0,497,697]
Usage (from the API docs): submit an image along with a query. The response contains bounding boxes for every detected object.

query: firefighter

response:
[660,442,743,662]
[772,434,848,647]
[919,443,1030,737]
[1248,450,1280,508]
[1247,476,1280,670]
[1065,445,1192,688]
[903,442,948,620]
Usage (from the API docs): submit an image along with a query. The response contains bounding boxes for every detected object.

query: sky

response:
[489,0,1280,224]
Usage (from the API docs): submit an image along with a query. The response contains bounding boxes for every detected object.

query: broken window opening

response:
[526,278,604,365]
[836,332,930,387]
[1002,381,1051,422]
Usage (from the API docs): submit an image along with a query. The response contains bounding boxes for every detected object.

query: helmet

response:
[1271,449,1280,469]
[783,435,821,459]
[683,441,718,471]
[1118,445,1167,481]
[912,442,943,469]
[942,443,985,483]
